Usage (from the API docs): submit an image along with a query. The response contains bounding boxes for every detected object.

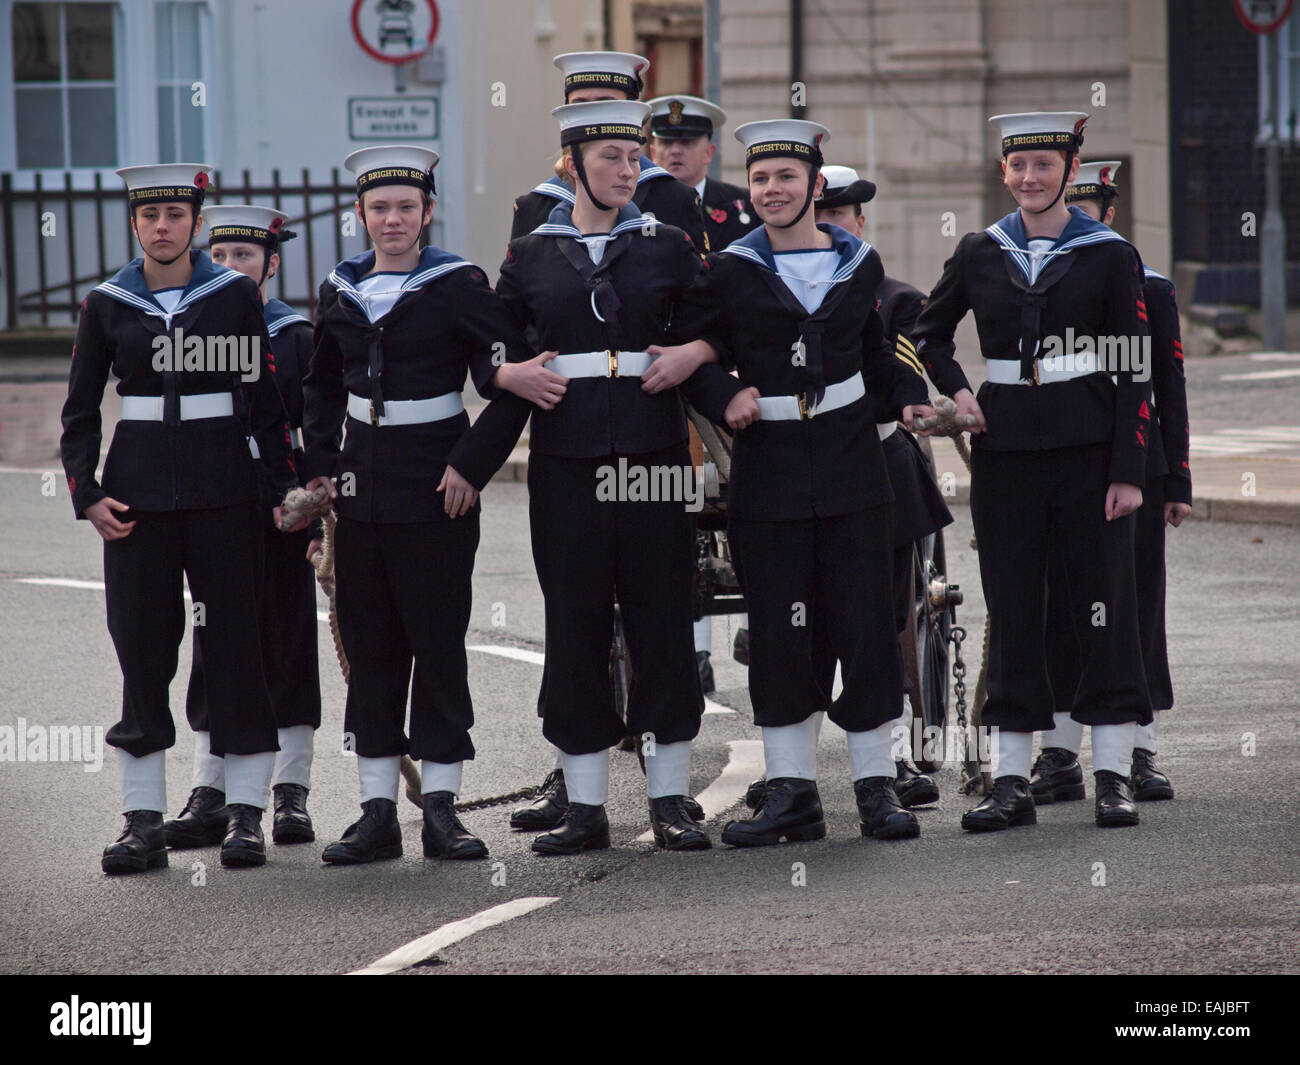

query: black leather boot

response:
[220,803,267,867]
[163,786,229,849]
[531,803,610,855]
[894,760,940,807]
[271,783,315,844]
[1095,770,1140,827]
[744,777,767,812]
[1130,748,1173,801]
[696,651,716,694]
[422,791,488,859]
[721,778,826,847]
[1030,747,1086,804]
[854,777,921,839]
[321,798,402,864]
[102,811,168,875]
[509,768,568,831]
[648,796,711,851]
[961,776,1037,832]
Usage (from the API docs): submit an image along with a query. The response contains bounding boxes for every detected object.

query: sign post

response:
[1238,0,1293,350]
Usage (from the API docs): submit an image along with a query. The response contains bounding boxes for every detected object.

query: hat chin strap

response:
[1029,152,1075,215]
[143,227,197,268]
[771,164,820,229]
[571,148,614,213]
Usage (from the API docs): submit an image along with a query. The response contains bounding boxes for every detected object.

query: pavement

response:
[5,344,1295,523]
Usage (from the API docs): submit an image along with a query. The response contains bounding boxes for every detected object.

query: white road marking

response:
[1189,426,1300,455]
[12,582,738,715]
[465,644,734,713]
[635,738,764,843]
[348,896,560,975]
[465,644,544,666]
[1219,368,1300,381]
[16,577,107,591]
[1247,352,1300,361]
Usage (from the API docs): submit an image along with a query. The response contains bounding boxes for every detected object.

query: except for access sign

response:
[349,96,439,140]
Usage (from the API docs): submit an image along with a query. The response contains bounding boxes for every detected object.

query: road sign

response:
[348,96,439,140]
[351,0,439,65]
[1233,0,1293,35]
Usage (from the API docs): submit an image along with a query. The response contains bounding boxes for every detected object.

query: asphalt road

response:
[1,468,1297,976]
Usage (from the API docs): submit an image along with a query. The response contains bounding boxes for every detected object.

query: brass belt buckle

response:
[606,349,618,378]
[369,399,379,426]
[798,393,811,420]
[1031,360,1040,387]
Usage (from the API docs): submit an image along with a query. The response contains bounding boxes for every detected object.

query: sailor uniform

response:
[449,200,738,758]
[302,245,523,769]
[185,297,322,762]
[911,205,1154,737]
[62,250,297,767]
[671,220,923,734]
[1044,264,1190,739]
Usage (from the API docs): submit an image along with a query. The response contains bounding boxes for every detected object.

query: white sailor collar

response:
[530,156,672,203]
[719,221,870,286]
[326,245,472,313]
[94,251,246,326]
[984,205,1135,284]
[530,200,649,239]
[263,296,310,337]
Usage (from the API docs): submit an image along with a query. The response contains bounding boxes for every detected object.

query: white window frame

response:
[8,0,125,175]
[154,0,209,163]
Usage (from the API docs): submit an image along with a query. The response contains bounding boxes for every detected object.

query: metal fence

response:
[0,168,441,330]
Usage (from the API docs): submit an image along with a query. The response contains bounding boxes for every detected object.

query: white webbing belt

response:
[543,350,654,379]
[877,421,898,441]
[986,357,1117,386]
[755,374,866,421]
[249,428,301,460]
[346,391,464,427]
[119,392,233,421]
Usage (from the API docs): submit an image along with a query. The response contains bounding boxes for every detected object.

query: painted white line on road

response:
[14,583,736,716]
[1219,369,1300,381]
[466,644,545,666]
[635,738,764,843]
[465,644,734,713]
[16,577,106,591]
[348,896,560,975]
[1247,352,1300,361]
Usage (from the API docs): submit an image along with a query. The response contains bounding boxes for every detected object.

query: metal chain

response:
[950,625,968,732]
[453,786,541,813]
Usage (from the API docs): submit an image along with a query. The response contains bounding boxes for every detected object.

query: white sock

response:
[693,617,712,655]
[191,730,225,791]
[762,717,818,781]
[645,740,692,799]
[561,750,609,805]
[118,749,166,814]
[811,710,825,741]
[1134,709,1160,754]
[554,748,564,771]
[271,725,314,789]
[1092,723,1137,777]
[421,760,463,797]
[847,720,897,781]
[358,754,401,805]
[992,730,1033,780]
[224,751,276,809]
[1041,711,1084,755]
